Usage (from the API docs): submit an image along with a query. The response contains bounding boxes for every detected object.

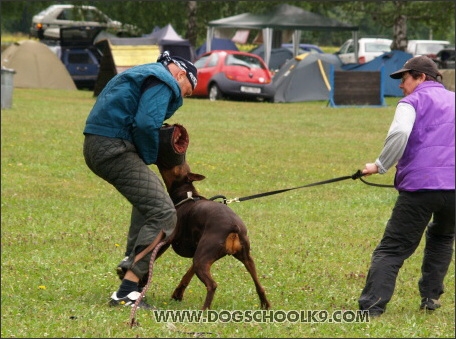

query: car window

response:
[194,55,211,68]
[68,52,95,64]
[416,43,447,55]
[83,8,109,23]
[346,42,355,53]
[338,40,352,54]
[207,54,218,67]
[365,42,391,53]
[226,54,264,69]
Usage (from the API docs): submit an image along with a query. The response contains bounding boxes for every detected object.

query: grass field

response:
[1,89,454,338]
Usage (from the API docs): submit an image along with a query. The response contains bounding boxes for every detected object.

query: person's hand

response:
[362,163,378,176]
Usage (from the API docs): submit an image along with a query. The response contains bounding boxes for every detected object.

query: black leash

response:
[210,170,394,204]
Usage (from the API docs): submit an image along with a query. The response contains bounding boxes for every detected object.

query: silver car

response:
[30,4,140,39]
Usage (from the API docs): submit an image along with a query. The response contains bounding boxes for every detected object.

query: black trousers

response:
[358,190,455,314]
[83,134,176,279]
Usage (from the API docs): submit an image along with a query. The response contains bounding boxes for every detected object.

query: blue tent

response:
[341,50,413,97]
[195,38,238,58]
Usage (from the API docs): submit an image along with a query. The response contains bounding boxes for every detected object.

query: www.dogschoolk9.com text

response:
[153,310,370,323]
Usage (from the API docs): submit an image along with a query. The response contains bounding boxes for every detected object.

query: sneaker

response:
[109,291,154,309]
[420,297,441,311]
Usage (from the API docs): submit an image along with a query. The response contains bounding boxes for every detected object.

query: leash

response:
[130,239,167,328]
[210,170,394,204]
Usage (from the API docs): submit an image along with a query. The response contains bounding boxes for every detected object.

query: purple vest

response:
[395,81,455,191]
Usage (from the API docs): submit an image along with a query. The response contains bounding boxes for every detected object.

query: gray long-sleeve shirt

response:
[375,102,416,174]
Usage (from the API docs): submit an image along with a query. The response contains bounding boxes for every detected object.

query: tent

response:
[195,38,238,58]
[273,53,342,103]
[93,38,160,96]
[146,24,194,61]
[341,50,413,97]
[249,45,294,71]
[1,40,76,90]
[207,4,358,68]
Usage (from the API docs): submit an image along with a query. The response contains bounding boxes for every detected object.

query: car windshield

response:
[226,54,264,69]
[365,42,391,53]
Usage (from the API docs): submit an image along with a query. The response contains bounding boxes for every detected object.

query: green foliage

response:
[1,1,454,48]
[1,89,454,338]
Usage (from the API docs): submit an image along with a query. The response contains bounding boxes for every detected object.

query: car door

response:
[336,40,355,64]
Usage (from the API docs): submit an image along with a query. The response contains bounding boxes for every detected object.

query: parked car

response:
[30,4,140,39]
[191,50,275,102]
[58,26,103,90]
[335,38,393,64]
[433,46,455,69]
[407,39,451,58]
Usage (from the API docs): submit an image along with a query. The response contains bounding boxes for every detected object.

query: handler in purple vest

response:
[358,55,455,317]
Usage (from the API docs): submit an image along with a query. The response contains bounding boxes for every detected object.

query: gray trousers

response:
[358,190,455,314]
[83,134,176,279]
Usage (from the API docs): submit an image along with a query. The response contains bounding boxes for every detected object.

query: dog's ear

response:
[187,172,205,182]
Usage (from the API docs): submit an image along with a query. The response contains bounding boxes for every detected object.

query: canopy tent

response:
[207,4,358,68]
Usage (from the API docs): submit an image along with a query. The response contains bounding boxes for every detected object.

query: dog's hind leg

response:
[233,248,271,310]
[171,264,195,302]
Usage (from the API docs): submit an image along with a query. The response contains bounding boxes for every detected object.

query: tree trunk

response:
[392,14,407,51]
[186,1,198,48]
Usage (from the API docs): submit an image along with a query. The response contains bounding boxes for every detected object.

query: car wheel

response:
[209,84,222,101]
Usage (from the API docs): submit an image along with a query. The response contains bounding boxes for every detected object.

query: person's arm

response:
[363,102,416,175]
[133,84,175,165]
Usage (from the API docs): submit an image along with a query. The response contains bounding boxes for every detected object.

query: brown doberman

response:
[157,161,271,310]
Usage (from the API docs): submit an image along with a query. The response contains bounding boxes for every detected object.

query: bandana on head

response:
[157,51,198,90]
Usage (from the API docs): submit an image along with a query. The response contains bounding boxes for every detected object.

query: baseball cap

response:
[390,55,442,80]
[157,51,198,90]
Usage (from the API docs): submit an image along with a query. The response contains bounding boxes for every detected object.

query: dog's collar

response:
[174,191,200,207]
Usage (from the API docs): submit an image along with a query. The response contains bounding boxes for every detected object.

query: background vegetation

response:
[1,0,455,50]
[1,89,454,337]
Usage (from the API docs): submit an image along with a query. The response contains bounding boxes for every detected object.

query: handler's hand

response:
[362,163,378,176]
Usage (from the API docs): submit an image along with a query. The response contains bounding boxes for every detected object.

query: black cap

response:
[157,51,198,90]
[390,55,442,80]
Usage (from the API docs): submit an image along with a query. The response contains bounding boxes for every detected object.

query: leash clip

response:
[226,197,240,204]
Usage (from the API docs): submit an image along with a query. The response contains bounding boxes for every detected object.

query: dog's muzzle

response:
[156,123,189,169]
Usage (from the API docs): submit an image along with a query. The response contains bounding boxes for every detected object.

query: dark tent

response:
[145,24,195,60]
[273,53,342,103]
[195,38,238,58]
[341,50,413,97]
[249,45,294,71]
[207,4,358,68]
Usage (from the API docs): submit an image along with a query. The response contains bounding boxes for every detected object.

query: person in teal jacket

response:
[83,51,197,308]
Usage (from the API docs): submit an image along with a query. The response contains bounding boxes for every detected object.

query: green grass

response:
[1,89,454,338]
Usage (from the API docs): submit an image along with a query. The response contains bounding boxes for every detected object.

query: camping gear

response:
[273,53,342,103]
[1,40,76,90]
[341,50,413,97]
[207,4,358,68]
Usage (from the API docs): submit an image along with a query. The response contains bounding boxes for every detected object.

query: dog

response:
[157,161,271,310]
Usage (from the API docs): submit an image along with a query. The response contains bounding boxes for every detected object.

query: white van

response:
[407,40,450,57]
[336,38,393,64]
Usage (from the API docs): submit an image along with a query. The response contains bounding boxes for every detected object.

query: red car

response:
[191,50,275,102]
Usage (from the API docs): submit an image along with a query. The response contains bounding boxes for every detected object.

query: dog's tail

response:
[225,232,242,255]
